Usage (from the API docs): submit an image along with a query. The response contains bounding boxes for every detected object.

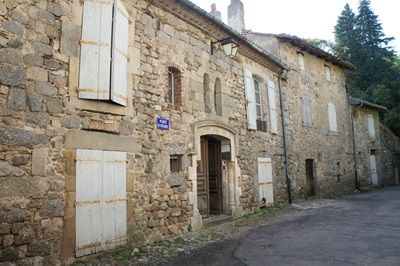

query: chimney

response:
[210,3,222,21]
[228,0,245,33]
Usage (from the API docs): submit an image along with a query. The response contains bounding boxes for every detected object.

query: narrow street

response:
[159,187,400,266]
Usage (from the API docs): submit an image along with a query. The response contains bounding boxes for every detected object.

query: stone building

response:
[0,0,292,264]
[349,98,400,187]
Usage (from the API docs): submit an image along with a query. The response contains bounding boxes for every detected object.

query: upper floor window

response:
[168,67,182,107]
[78,0,129,106]
[244,69,267,132]
[328,102,337,132]
[367,114,375,138]
[302,95,312,127]
[298,52,305,70]
[325,65,331,81]
[204,74,213,114]
[214,78,222,116]
[267,81,278,134]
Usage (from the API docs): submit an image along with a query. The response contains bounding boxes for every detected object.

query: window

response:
[168,67,182,107]
[170,155,182,173]
[214,78,222,116]
[204,74,213,113]
[302,95,312,127]
[78,0,129,106]
[267,81,278,134]
[328,102,337,132]
[298,52,305,70]
[244,69,267,132]
[75,149,127,257]
[367,114,375,138]
[325,65,331,81]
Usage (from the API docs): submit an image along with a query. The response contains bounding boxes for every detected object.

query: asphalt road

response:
[158,187,400,266]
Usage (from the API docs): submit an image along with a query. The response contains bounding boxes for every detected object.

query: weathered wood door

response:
[257,158,274,206]
[306,159,315,197]
[208,139,222,215]
[197,137,222,218]
[370,155,378,186]
[75,149,127,257]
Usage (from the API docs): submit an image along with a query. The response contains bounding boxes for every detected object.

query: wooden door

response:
[197,137,209,218]
[370,155,378,186]
[306,159,315,197]
[208,139,222,215]
[197,137,222,218]
[258,158,274,206]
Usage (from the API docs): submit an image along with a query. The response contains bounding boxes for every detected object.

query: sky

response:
[189,0,399,54]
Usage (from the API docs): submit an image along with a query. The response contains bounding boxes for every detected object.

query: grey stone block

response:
[11,156,29,166]
[24,54,44,67]
[39,200,64,218]
[28,95,44,112]
[35,82,57,96]
[2,21,23,36]
[47,2,63,17]
[27,242,51,257]
[0,66,25,86]
[25,112,51,127]
[39,10,55,26]
[7,88,26,110]
[119,121,134,136]
[32,42,52,56]
[0,125,49,147]
[0,162,12,176]
[46,98,63,113]
[60,21,80,57]
[0,48,23,65]
[7,39,23,49]
[7,209,32,223]
[61,115,80,128]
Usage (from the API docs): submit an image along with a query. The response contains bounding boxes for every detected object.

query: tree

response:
[334,0,400,137]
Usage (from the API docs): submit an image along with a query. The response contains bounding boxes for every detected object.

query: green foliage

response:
[333,0,400,137]
[305,38,336,54]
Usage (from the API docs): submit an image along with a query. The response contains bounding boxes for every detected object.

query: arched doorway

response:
[197,136,223,218]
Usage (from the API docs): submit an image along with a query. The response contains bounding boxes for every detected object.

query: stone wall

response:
[380,124,400,186]
[0,0,286,264]
[246,34,355,199]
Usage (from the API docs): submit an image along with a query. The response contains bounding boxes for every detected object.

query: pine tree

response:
[333,3,357,62]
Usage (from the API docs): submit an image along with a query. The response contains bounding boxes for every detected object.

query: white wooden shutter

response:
[328,103,337,132]
[103,151,127,250]
[76,149,104,257]
[244,69,257,130]
[257,158,274,206]
[368,115,375,138]
[111,0,129,106]
[79,0,113,100]
[268,81,278,134]
[302,95,312,127]
[76,149,127,257]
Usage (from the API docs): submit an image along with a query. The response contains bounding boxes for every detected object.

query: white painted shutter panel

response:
[79,0,113,100]
[268,81,278,134]
[257,158,274,206]
[103,151,127,250]
[302,95,312,127]
[76,149,104,257]
[328,103,337,132]
[244,69,257,130]
[368,115,375,138]
[111,0,129,106]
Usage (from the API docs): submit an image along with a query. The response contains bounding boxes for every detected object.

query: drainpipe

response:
[278,74,292,204]
[351,102,363,190]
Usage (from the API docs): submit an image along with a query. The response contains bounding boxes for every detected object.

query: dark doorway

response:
[197,136,222,218]
[306,159,315,197]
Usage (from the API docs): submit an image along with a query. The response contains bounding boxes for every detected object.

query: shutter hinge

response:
[128,18,133,25]
[79,0,84,6]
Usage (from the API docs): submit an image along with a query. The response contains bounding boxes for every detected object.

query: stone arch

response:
[188,121,242,230]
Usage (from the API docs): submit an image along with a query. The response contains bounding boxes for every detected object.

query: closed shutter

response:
[328,103,337,132]
[244,69,257,130]
[368,115,375,138]
[257,158,274,206]
[302,95,312,127]
[79,0,113,100]
[111,0,129,106]
[268,81,277,134]
[76,149,127,257]
[75,149,104,257]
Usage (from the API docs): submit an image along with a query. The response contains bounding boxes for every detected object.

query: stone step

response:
[203,215,233,229]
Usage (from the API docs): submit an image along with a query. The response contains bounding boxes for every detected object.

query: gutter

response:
[278,74,292,204]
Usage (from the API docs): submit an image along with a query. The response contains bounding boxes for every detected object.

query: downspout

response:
[278,73,292,204]
[351,102,363,190]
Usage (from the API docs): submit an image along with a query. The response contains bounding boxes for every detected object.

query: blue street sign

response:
[157,118,170,130]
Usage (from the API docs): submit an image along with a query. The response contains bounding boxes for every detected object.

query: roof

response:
[147,0,289,74]
[246,32,356,71]
[348,97,387,111]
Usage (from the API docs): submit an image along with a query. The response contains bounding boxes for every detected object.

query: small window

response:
[367,115,375,138]
[168,67,182,107]
[298,52,305,70]
[325,65,331,81]
[328,102,337,132]
[204,74,213,113]
[170,155,182,173]
[215,78,222,116]
[302,95,312,127]
[254,79,263,121]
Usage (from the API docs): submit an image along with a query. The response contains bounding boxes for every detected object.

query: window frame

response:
[325,65,331,81]
[297,52,305,70]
